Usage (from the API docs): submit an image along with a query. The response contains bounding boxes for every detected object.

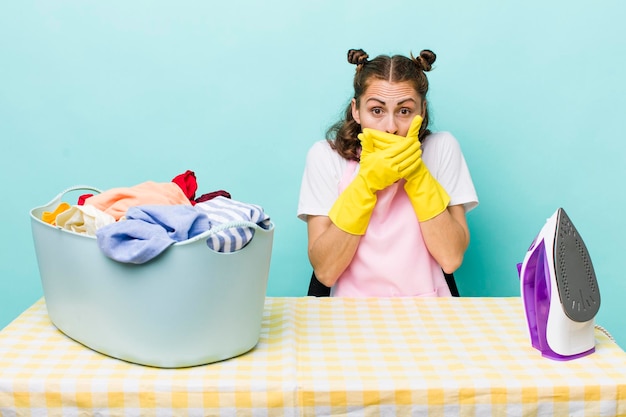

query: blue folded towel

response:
[96,197,271,264]
[96,205,212,264]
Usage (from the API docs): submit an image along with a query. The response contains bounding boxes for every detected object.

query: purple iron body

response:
[518,208,600,360]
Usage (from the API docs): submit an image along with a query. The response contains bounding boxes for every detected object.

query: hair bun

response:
[414,49,436,71]
[347,49,369,67]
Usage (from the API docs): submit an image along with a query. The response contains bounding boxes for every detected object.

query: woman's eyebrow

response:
[365,97,417,106]
[365,97,386,105]
[397,98,417,105]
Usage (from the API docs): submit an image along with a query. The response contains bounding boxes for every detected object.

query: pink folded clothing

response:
[84,181,192,220]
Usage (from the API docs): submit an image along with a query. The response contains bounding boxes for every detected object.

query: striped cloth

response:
[195,196,271,253]
[0,297,625,416]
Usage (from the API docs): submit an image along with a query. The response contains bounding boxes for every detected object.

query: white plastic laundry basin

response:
[29,186,274,368]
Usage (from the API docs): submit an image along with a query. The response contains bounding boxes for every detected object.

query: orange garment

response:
[41,202,71,225]
[84,181,192,220]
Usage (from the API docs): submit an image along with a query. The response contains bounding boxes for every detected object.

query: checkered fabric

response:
[1,297,625,416]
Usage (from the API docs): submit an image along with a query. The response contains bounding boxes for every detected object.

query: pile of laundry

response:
[41,170,271,264]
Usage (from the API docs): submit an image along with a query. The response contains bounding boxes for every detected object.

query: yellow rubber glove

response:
[361,116,451,222]
[328,131,420,235]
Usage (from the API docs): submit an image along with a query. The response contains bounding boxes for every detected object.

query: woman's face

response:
[351,79,425,137]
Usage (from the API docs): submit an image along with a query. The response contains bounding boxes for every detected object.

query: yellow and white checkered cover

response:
[1,297,625,416]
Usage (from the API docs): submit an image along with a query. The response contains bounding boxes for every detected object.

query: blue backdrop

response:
[2,1,625,347]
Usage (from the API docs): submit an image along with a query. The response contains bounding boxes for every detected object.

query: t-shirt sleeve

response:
[297,141,345,222]
[422,132,479,212]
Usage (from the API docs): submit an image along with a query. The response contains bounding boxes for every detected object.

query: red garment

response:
[196,190,231,203]
[172,170,198,204]
[77,194,93,206]
[171,169,231,204]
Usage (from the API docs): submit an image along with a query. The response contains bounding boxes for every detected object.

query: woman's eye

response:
[372,108,383,115]
[399,108,412,115]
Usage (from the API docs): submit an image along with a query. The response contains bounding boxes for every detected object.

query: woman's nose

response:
[385,117,398,134]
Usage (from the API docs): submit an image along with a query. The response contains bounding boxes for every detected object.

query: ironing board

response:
[1,296,625,416]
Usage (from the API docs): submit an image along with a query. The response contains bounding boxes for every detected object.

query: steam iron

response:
[518,208,600,360]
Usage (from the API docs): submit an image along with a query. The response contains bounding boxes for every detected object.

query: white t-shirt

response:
[298,131,478,221]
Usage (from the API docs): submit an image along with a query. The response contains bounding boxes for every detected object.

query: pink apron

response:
[331,160,451,297]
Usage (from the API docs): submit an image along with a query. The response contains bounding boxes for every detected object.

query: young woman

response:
[298,48,478,297]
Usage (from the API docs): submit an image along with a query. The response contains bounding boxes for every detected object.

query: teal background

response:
[1,1,625,348]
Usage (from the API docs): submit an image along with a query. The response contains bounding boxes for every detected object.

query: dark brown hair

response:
[327,48,436,161]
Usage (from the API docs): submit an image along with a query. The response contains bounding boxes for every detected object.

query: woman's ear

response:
[421,100,427,118]
[351,98,361,125]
